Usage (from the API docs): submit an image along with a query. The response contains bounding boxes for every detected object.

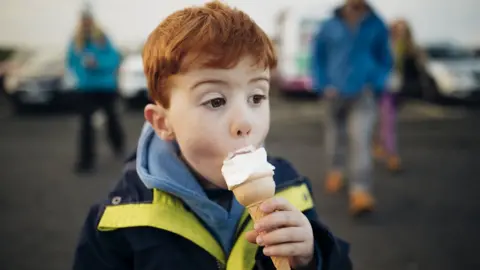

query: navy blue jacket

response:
[73,155,352,270]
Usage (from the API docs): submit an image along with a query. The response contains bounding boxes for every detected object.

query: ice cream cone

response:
[222,146,290,269]
[232,172,291,270]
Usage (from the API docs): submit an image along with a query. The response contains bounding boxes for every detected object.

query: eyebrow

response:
[190,76,270,91]
[250,76,270,84]
[190,79,227,91]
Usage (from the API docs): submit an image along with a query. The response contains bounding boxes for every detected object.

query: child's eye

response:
[203,97,226,108]
[249,94,267,105]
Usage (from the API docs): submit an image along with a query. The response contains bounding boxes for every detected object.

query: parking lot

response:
[0,95,479,270]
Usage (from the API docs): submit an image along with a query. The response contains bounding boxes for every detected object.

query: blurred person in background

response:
[67,6,125,174]
[311,0,393,215]
[373,19,423,173]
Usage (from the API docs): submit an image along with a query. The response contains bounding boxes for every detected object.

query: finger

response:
[260,197,296,214]
[257,227,306,246]
[245,230,259,244]
[263,242,311,257]
[255,211,305,232]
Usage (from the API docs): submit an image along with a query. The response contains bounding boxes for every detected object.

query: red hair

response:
[142,1,277,107]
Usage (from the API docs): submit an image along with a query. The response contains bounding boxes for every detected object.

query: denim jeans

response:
[324,91,377,192]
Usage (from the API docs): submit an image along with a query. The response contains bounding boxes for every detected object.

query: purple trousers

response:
[378,92,397,155]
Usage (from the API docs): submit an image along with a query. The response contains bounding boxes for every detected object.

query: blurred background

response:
[0,0,479,269]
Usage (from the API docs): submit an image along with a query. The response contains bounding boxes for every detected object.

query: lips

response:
[226,145,256,160]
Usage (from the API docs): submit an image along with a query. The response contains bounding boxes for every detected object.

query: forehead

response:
[175,56,270,85]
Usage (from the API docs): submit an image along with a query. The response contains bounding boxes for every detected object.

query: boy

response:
[73,2,351,269]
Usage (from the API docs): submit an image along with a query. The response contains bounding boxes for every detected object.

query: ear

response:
[144,104,175,141]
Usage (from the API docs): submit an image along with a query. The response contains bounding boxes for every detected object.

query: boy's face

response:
[145,56,271,189]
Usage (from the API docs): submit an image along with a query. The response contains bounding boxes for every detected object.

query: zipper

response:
[216,260,225,270]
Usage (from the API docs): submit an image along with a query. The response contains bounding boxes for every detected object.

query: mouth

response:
[226,145,256,160]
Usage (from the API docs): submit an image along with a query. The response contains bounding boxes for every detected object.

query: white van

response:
[273,5,332,94]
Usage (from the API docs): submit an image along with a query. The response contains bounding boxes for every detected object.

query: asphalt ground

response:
[0,95,479,270]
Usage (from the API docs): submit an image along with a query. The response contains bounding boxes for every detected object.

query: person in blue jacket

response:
[311,0,393,215]
[72,2,352,269]
[67,7,125,173]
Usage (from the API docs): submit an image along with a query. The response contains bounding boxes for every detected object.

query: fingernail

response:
[254,223,260,231]
[256,236,263,245]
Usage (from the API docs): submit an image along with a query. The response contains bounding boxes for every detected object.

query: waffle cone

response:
[231,173,291,270]
[247,202,291,270]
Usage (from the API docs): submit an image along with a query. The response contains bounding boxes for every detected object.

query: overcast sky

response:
[0,0,479,49]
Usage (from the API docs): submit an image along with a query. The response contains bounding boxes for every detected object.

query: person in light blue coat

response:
[311,0,393,216]
[67,7,125,174]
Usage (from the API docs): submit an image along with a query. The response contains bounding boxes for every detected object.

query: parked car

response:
[420,43,480,102]
[118,50,149,109]
[4,49,76,113]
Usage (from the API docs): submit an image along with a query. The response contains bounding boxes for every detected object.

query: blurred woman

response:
[373,19,425,172]
[67,8,125,173]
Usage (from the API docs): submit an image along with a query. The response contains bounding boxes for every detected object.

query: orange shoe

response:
[349,190,375,216]
[325,171,344,193]
[387,155,402,172]
[373,143,385,160]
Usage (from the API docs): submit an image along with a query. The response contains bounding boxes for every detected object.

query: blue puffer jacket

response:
[311,6,393,96]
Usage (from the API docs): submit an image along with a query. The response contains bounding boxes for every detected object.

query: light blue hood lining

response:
[135,122,244,253]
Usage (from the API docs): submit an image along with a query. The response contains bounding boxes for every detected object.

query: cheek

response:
[170,103,270,166]
[182,129,218,157]
[250,105,270,144]
[175,121,227,185]
[170,109,226,163]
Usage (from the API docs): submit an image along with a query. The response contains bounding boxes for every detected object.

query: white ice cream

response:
[221,145,275,190]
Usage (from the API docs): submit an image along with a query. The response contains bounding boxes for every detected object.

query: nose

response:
[230,117,252,138]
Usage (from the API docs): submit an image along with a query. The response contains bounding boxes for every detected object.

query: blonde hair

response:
[390,19,416,55]
[73,18,106,52]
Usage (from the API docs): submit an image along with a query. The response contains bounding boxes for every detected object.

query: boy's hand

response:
[245,197,315,269]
